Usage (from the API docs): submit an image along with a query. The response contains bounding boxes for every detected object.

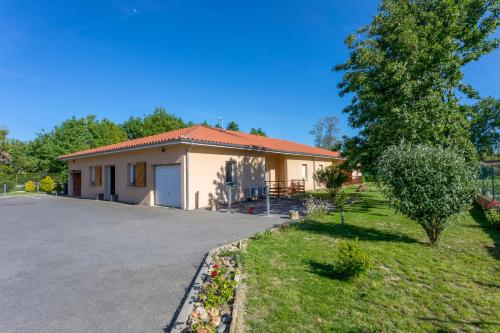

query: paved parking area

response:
[0,195,283,333]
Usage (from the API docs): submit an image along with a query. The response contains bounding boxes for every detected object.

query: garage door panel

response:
[155,165,181,208]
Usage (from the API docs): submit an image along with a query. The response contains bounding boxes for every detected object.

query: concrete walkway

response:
[0,195,283,333]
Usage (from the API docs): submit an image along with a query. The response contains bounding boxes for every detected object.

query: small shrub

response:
[314,164,348,199]
[304,195,329,217]
[332,239,370,279]
[54,182,63,193]
[25,180,36,192]
[252,230,273,240]
[40,176,55,193]
[485,208,500,229]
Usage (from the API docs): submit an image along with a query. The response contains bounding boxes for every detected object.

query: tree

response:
[378,144,478,244]
[200,120,211,127]
[469,97,500,159]
[142,107,186,136]
[334,190,348,225]
[0,127,11,165]
[335,0,499,173]
[310,116,341,151]
[121,116,145,140]
[30,115,127,174]
[226,121,240,131]
[250,128,266,136]
[313,164,348,199]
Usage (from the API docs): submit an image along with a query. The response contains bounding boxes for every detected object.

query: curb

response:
[168,222,298,333]
[169,251,212,333]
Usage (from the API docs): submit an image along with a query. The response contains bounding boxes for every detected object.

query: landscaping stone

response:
[216,323,226,333]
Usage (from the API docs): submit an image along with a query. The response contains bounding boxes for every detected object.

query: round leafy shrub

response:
[25,180,36,192]
[314,164,348,198]
[40,176,55,193]
[332,239,370,279]
[378,144,478,244]
[485,208,500,230]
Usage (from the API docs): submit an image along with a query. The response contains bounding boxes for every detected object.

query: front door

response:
[72,172,81,197]
[155,164,181,207]
[105,166,116,200]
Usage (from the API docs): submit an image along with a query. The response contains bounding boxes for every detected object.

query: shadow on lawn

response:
[418,317,500,331]
[469,205,499,260]
[297,220,420,244]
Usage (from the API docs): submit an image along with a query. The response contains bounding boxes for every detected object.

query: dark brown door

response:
[72,172,81,197]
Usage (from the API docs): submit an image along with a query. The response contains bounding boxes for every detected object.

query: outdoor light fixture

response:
[160,147,166,152]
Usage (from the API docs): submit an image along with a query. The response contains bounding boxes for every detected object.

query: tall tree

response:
[121,116,145,140]
[469,97,500,159]
[226,121,240,131]
[250,128,267,136]
[0,127,11,166]
[310,116,341,151]
[142,107,186,136]
[335,0,499,172]
[30,115,127,174]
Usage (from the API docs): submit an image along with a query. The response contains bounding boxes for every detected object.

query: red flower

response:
[211,271,218,277]
[212,264,219,269]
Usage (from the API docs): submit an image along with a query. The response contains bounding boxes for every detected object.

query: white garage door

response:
[155,164,181,208]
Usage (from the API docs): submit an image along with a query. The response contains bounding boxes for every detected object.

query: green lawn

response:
[240,187,500,333]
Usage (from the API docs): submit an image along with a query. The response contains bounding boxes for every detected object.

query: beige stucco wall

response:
[68,144,186,207]
[285,156,340,191]
[187,146,267,210]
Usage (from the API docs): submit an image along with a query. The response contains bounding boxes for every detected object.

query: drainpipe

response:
[185,142,194,210]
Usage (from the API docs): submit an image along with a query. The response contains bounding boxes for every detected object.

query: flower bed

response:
[187,245,239,333]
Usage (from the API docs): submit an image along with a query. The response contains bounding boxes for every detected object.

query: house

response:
[59,125,344,210]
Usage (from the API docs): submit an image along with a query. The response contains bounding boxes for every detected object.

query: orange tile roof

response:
[59,125,342,160]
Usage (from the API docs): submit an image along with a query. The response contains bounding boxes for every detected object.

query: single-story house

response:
[59,125,344,210]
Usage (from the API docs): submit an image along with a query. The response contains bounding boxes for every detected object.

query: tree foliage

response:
[310,116,341,151]
[378,144,478,244]
[0,127,11,165]
[226,121,240,131]
[336,0,499,172]
[314,164,348,199]
[30,115,127,174]
[250,128,266,136]
[141,107,186,136]
[468,97,500,159]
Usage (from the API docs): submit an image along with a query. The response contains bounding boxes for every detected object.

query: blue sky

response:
[1,0,498,144]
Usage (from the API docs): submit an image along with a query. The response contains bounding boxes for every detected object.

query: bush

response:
[40,176,55,193]
[314,164,348,198]
[485,208,500,229]
[25,180,36,192]
[378,144,478,244]
[332,239,370,279]
[54,182,63,193]
[304,195,329,217]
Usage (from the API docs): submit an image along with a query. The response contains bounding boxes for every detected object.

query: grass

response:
[240,186,500,333]
[1,190,43,197]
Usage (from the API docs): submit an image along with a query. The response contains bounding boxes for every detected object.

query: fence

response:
[479,160,499,201]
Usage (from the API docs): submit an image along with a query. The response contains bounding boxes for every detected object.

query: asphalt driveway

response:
[0,195,283,333]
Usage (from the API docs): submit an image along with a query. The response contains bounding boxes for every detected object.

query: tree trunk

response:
[341,207,345,225]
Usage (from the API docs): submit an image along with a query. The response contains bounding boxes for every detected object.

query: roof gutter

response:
[59,140,345,161]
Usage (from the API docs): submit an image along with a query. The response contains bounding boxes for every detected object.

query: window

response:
[89,165,102,186]
[129,164,136,185]
[128,162,146,187]
[301,164,308,180]
[318,164,323,170]
[225,160,236,184]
